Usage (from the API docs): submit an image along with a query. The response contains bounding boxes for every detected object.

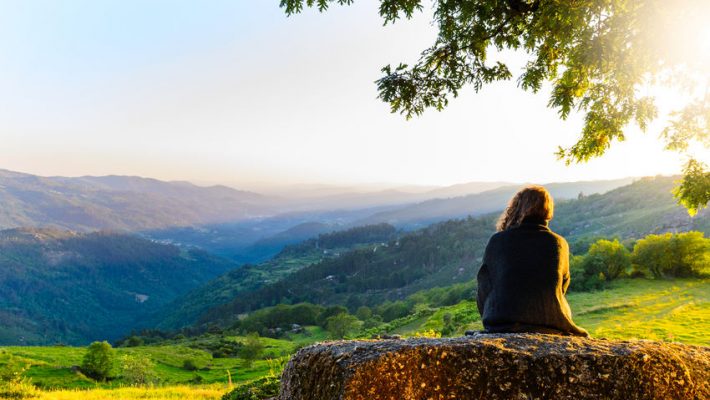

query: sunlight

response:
[650,0,710,72]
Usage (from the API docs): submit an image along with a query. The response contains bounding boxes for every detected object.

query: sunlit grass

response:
[1,278,706,399]
[34,385,226,400]
[396,278,708,346]
[571,278,709,345]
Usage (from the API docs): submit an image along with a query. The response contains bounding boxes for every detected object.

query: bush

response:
[325,313,361,339]
[0,356,38,400]
[221,377,280,400]
[632,231,710,278]
[119,354,156,386]
[182,359,198,371]
[569,239,631,290]
[583,239,632,280]
[239,333,264,368]
[0,381,39,400]
[81,341,115,381]
[315,306,349,327]
[124,336,144,347]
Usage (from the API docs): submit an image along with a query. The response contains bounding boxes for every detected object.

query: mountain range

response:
[1,170,705,345]
[0,169,274,231]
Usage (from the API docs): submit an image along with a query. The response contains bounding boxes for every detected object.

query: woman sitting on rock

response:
[476,185,589,337]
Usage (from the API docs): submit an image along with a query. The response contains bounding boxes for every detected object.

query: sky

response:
[0,1,705,189]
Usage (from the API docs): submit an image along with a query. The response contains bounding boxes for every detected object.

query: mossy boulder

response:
[278,333,709,399]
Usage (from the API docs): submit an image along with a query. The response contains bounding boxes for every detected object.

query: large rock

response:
[278,333,709,400]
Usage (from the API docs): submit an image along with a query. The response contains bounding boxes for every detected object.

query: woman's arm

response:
[476,263,491,317]
[560,238,571,294]
[476,238,495,317]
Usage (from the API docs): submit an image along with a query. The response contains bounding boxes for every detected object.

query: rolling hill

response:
[0,228,238,345]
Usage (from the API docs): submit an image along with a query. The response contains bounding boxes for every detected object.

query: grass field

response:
[1,278,707,399]
[0,327,329,391]
[389,278,709,346]
[34,385,225,400]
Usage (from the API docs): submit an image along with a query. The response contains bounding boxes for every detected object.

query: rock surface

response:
[278,333,709,400]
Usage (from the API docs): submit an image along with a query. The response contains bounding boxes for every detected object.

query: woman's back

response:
[476,186,588,337]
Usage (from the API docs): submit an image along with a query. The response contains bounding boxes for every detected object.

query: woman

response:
[476,185,588,336]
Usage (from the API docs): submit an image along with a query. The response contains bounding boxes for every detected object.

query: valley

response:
[0,172,708,400]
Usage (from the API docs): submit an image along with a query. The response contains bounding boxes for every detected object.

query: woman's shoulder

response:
[548,229,570,249]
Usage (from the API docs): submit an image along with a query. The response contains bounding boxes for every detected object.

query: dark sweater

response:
[476,217,588,336]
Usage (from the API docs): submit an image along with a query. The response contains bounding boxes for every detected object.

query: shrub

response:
[569,239,631,290]
[124,336,144,347]
[0,356,38,400]
[584,239,632,280]
[325,313,361,339]
[182,359,198,371]
[81,341,115,381]
[239,333,264,368]
[632,231,709,278]
[119,354,156,386]
[221,377,280,400]
[315,306,349,327]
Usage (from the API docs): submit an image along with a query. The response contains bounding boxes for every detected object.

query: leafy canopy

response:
[280,0,710,214]
[81,341,115,381]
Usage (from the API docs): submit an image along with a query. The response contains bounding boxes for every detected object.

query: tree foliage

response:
[119,354,157,386]
[239,333,265,368]
[81,341,115,381]
[325,313,361,339]
[582,239,632,281]
[281,0,710,213]
[631,231,709,278]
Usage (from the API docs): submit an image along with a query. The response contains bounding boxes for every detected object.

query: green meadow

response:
[1,277,707,400]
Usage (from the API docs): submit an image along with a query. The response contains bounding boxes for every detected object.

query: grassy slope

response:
[383,278,709,347]
[34,386,225,400]
[0,327,328,391]
[4,278,707,394]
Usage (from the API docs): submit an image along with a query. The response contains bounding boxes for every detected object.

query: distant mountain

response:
[424,181,514,199]
[0,228,237,345]
[144,205,397,263]
[242,181,516,211]
[357,177,636,229]
[238,222,337,262]
[0,169,278,232]
[183,176,707,329]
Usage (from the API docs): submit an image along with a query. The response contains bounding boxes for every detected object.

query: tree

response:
[325,313,361,339]
[119,354,156,386]
[632,231,710,278]
[315,305,349,327]
[281,0,710,214]
[81,341,115,381]
[582,239,632,281]
[239,333,265,368]
[355,306,373,321]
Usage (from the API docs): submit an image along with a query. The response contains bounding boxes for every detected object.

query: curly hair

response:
[496,185,554,231]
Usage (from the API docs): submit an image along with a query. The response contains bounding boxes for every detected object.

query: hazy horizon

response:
[1,165,655,195]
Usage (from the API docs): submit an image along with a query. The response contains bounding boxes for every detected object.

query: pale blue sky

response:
[0,1,699,188]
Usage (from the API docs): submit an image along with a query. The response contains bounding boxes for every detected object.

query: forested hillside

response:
[0,229,237,345]
[552,176,709,239]
[186,176,708,329]
[154,224,398,330]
